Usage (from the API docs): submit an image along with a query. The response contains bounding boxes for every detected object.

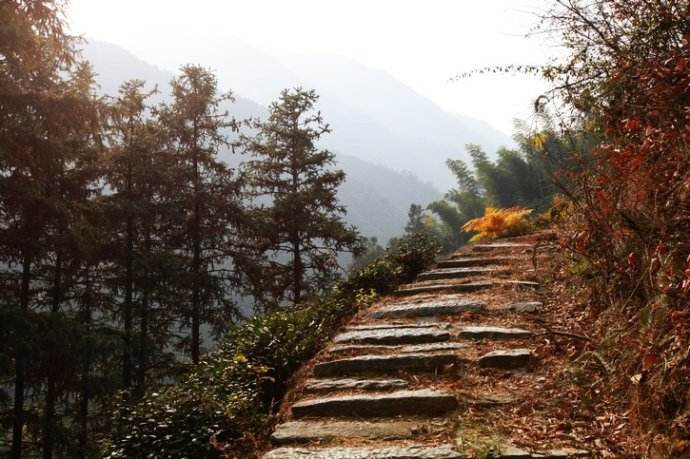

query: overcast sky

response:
[66,0,555,135]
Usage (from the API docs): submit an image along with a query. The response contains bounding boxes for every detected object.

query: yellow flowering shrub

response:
[462,207,533,242]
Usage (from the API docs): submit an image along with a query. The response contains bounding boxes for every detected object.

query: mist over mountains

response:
[82,40,511,242]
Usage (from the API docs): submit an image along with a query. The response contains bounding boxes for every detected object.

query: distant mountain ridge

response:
[82,41,442,243]
[208,48,515,190]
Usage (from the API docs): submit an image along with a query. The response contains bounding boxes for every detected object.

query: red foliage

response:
[544,0,690,454]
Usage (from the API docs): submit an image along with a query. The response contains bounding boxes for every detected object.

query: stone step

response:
[291,389,459,418]
[333,326,450,345]
[506,302,544,313]
[347,323,447,331]
[478,348,533,369]
[461,446,590,458]
[313,352,460,377]
[459,326,532,340]
[271,420,444,444]
[369,300,486,319]
[396,280,538,296]
[471,243,533,252]
[265,445,590,459]
[329,342,468,355]
[264,444,466,459]
[303,377,409,393]
[469,242,560,254]
[438,256,518,268]
[417,267,496,281]
[396,281,494,295]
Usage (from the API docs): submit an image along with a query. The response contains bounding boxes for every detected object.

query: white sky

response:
[66,0,555,135]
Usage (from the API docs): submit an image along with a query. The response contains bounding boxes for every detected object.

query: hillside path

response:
[262,232,593,459]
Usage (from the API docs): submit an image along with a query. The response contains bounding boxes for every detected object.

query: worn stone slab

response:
[348,323,446,331]
[396,280,538,296]
[532,449,590,458]
[291,389,459,418]
[472,243,532,252]
[459,326,532,340]
[438,256,517,268]
[499,280,540,289]
[264,444,467,459]
[271,420,441,443]
[396,281,494,295]
[333,327,450,345]
[507,302,544,313]
[417,267,496,281]
[478,349,533,369]
[303,377,409,393]
[328,343,397,354]
[313,352,460,377]
[489,446,532,458]
[329,342,467,355]
[369,300,486,319]
[400,342,467,353]
[449,444,589,458]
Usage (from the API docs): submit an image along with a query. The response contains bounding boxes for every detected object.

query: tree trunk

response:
[136,228,151,394]
[77,272,92,459]
[191,126,201,364]
[12,253,31,459]
[123,163,134,387]
[292,237,302,306]
[43,251,62,459]
[290,138,302,307]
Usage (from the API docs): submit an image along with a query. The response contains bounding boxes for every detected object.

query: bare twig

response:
[533,317,592,341]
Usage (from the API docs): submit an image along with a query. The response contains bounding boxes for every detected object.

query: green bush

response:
[343,231,440,295]
[342,258,402,295]
[102,293,353,458]
[103,352,269,459]
[385,232,440,283]
[222,293,352,405]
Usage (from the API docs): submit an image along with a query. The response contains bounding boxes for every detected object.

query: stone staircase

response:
[262,236,590,459]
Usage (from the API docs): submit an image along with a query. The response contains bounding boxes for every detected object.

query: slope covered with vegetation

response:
[3,1,690,458]
[518,1,690,456]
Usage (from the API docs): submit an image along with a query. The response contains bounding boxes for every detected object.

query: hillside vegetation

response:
[2,1,689,458]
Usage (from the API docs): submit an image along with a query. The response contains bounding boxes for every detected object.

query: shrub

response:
[462,207,533,242]
[341,258,402,295]
[102,289,362,458]
[343,231,441,292]
[103,353,269,459]
[386,232,441,282]
[222,293,352,403]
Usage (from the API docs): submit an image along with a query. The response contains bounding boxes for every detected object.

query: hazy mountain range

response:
[82,40,512,242]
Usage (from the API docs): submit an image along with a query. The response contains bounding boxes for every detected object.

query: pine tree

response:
[0,2,85,456]
[157,65,242,363]
[103,79,176,388]
[242,88,359,307]
[404,204,426,234]
[37,62,104,459]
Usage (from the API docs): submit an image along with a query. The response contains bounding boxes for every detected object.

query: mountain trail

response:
[261,231,595,458]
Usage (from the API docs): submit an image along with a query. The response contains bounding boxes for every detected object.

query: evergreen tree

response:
[157,65,242,363]
[349,236,385,272]
[242,88,359,307]
[404,204,426,234]
[37,62,104,459]
[0,3,95,456]
[103,79,184,389]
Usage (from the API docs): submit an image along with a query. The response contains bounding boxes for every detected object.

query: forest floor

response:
[257,230,634,458]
